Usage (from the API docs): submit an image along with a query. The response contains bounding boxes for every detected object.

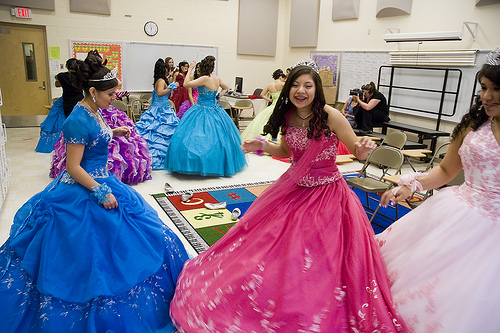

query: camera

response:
[349,88,363,99]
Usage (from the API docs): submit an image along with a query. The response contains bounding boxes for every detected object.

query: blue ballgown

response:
[0,104,189,332]
[165,86,247,176]
[35,97,66,153]
[135,89,179,170]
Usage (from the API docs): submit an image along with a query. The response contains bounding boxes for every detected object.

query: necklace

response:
[83,100,98,115]
[297,111,313,127]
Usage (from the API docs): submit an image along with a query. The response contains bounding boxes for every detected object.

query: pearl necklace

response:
[297,111,313,127]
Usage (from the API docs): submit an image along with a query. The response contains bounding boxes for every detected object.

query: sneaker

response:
[358,129,373,135]
[204,202,227,210]
[164,182,174,193]
[231,208,241,221]
[181,192,193,202]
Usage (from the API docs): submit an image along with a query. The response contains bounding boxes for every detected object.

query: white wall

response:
[1,0,499,123]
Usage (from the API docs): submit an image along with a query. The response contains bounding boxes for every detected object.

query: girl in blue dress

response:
[0,51,189,332]
[135,58,179,170]
[166,55,247,176]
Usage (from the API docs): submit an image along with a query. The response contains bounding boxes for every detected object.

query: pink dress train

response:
[377,119,500,332]
[170,123,406,332]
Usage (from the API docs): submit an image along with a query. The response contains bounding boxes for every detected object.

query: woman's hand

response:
[189,60,196,70]
[102,193,118,209]
[380,186,412,207]
[241,139,265,154]
[113,126,131,138]
[353,136,377,159]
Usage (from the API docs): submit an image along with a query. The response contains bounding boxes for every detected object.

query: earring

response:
[284,97,288,104]
[92,95,96,103]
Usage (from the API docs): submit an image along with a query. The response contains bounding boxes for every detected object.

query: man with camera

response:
[352,82,389,135]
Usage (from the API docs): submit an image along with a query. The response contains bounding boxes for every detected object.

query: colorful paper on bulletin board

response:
[49,46,60,60]
[311,52,340,87]
[71,41,123,88]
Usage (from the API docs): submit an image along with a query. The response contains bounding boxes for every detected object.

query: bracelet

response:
[91,183,112,205]
[397,172,428,194]
[254,137,267,156]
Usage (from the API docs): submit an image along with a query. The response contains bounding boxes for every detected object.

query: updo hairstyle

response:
[68,50,118,94]
[198,55,215,77]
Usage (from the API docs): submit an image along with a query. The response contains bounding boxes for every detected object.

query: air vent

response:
[389,50,477,66]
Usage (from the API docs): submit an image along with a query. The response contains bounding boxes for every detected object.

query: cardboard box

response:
[319,69,334,87]
[323,86,337,105]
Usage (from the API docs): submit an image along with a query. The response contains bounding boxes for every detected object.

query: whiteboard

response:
[122,42,218,92]
[337,51,390,103]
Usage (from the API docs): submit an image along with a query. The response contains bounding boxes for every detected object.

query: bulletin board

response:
[311,52,340,87]
[70,40,124,86]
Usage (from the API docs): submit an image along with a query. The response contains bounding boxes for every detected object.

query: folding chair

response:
[130,99,143,123]
[346,145,404,224]
[381,131,407,149]
[233,99,255,130]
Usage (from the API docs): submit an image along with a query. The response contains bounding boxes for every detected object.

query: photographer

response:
[353,81,389,134]
[341,88,360,127]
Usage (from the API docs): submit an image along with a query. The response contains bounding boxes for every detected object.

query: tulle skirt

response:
[165,102,247,176]
[35,98,66,153]
[171,177,406,332]
[378,187,500,332]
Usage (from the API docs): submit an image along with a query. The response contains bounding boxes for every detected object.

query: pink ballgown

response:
[170,121,407,332]
[378,118,500,332]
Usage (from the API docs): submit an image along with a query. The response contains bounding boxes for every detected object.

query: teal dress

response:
[165,86,247,176]
[0,104,189,332]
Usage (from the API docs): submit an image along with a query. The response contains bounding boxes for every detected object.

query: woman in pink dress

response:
[170,61,407,332]
[377,50,500,332]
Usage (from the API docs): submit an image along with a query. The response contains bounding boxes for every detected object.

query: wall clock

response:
[144,21,158,36]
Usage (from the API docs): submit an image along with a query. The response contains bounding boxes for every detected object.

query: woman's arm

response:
[354,95,380,111]
[241,137,291,158]
[340,99,349,115]
[187,86,194,104]
[156,78,176,97]
[66,143,118,209]
[327,105,376,160]
[260,85,272,102]
[218,77,229,96]
[380,131,467,206]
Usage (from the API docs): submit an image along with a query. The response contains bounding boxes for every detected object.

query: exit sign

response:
[11,7,32,19]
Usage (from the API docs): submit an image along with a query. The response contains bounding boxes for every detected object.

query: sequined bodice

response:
[285,125,342,187]
[60,104,112,183]
[455,119,500,220]
[196,86,218,107]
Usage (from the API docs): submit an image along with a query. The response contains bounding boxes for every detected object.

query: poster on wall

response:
[311,52,340,87]
[70,40,123,89]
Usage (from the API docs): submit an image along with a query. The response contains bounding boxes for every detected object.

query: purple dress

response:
[50,104,153,185]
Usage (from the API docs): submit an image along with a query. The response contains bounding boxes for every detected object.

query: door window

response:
[22,42,37,81]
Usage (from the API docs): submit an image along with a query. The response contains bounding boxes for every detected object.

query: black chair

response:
[252,88,263,96]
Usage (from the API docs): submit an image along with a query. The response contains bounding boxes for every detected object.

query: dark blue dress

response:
[35,97,66,153]
[135,89,179,170]
[0,104,189,332]
[165,86,247,176]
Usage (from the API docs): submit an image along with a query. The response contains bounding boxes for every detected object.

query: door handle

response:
[39,81,46,90]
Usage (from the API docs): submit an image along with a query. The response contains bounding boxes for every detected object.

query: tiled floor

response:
[0,127,422,257]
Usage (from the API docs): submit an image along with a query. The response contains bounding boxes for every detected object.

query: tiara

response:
[293,58,319,73]
[88,67,118,82]
[486,48,500,66]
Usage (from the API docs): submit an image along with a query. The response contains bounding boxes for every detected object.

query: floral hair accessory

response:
[293,58,319,73]
[254,137,267,156]
[91,183,112,205]
[486,47,500,66]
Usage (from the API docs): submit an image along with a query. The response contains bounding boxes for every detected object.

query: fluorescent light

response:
[384,22,478,43]
[384,30,464,42]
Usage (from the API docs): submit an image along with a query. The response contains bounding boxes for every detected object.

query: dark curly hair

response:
[198,55,215,76]
[272,69,284,80]
[68,50,118,93]
[153,58,167,86]
[263,65,331,140]
[193,62,201,80]
[178,61,188,73]
[451,63,500,140]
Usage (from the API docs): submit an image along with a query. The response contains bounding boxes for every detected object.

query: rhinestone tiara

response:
[293,58,319,73]
[88,67,118,82]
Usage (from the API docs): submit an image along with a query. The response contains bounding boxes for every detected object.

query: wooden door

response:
[0,23,50,117]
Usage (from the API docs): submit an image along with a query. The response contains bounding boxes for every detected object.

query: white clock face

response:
[144,21,158,36]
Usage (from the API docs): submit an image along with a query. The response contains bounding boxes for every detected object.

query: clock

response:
[144,21,158,36]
